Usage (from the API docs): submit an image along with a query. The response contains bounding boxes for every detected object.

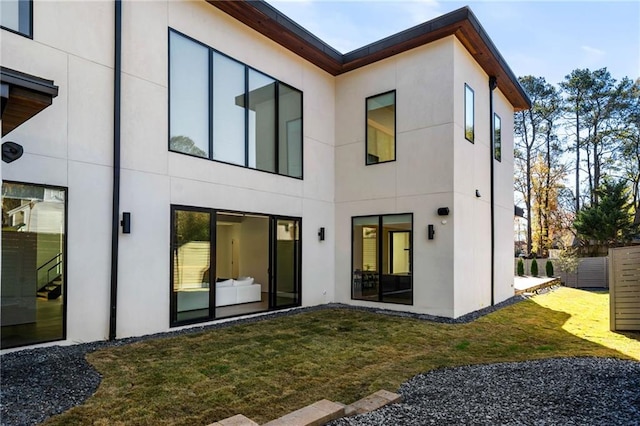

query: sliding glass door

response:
[170,207,301,326]
[1,182,67,349]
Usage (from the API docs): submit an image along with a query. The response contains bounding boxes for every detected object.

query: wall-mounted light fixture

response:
[437,207,450,216]
[428,224,435,240]
[318,227,325,241]
[2,141,23,163]
[475,189,481,198]
[121,212,131,234]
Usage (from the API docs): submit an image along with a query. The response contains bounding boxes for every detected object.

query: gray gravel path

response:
[329,357,640,426]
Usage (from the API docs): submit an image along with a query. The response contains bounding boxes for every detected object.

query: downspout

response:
[489,76,497,306]
[109,0,122,340]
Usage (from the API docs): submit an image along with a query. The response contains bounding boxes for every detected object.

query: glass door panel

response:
[1,182,66,349]
[271,218,300,308]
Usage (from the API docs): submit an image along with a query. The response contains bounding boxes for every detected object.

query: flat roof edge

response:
[0,67,59,97]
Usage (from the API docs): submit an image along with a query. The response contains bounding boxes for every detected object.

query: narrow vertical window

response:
[169,31,210,158]
[1,0,32,37]
[465,84,475,142]
[1,182,66,348]
[366,91,396,165]
[248,69,276,173]
[212,52,246,166]
[494,113,502,161]
[278,84,303,178]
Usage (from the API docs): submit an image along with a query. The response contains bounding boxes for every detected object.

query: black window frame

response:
[0,0,33,39]
[1,180,68,349]
[350,213,413,306]
[365,90,396,165]
[169,204,303,328]
[168,28,304,180]
[493,113,502,162]
[464,84,475,143]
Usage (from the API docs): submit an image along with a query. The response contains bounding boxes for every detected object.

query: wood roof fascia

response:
[1,67,59,136]
[206,1,531,110]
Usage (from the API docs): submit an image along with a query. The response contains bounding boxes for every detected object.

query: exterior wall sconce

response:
[121,212,131,234]
[475,189,481,198]
[428,224,435,240]
[437,207,450,216]
[318,227,325,241]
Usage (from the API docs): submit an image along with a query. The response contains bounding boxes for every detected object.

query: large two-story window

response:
[464,84,475,142]
[1,0,32,37]
[352,214,412,305]
[169,30,303,179]
[494,113,502,162]
[366,91,396,165]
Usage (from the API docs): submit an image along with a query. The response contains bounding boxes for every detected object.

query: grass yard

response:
[45,287,639,425]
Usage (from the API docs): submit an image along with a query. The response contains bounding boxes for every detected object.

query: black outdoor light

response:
[437,207,450,216]
[318,227,325,241]
[2,141,24,163]
[121,212,131,234]
[428,224,435,240]
[475,189,482,198]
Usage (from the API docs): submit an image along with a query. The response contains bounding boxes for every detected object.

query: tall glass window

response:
[494,113,502,162]
[1,0,31,37]
[352,214,412,305]
[248,70,276,173]
[212,53,246,166]
[366,91,396,165]
[278,84,303,178]
[1,182,66,349]
[465,84,475,142]
[168,29,303,179]
[169,31,210,158]
[172,208,212,324]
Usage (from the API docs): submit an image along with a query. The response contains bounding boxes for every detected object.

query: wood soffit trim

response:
[206,0,531,111]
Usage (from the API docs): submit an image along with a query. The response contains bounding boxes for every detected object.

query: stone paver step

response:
[208,414,259,426]
[262,399,345,426]
[344,389,402,416]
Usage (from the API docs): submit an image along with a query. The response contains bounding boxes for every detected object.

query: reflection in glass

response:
[465,84,475,142]
[248,70,276,173]
[366,92,395,164]
[213,53,246,165]
[352,216,379,300]
[494,114,502,161]
[1,182,65,348]
[274,219,300,308]
[0,0,31,36]
[169,31,210,158]
[173,210,211,323]
[278,84,303,178]
[352,214,412,305]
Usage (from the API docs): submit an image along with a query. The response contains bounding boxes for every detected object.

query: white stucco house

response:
[0,0,530,350]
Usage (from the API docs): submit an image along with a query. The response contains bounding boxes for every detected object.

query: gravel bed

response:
[329,357,640,426]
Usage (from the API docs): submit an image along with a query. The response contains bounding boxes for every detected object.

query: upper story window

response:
[464,84,474,142]
[169,29,303,179]
[494,113,502,161]
[1,0,32,38]
[366,91,395,165]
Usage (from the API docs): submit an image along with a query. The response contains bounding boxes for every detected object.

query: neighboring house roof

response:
[1,67,59,136]
[207,0,531,111]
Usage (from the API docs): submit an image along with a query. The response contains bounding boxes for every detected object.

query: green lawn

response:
[46,287,640,426]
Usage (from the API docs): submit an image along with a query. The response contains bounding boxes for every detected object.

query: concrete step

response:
[262,399,345,426]
[344,389,402,416]
[208,414,259,426]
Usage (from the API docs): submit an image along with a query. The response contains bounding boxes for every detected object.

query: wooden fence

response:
[515,257,609,288]
[609,246,640,331]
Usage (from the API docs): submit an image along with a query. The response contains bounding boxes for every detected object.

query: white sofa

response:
[177,278,262,311]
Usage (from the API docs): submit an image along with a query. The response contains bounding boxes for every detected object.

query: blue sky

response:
[267,1,639,86]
